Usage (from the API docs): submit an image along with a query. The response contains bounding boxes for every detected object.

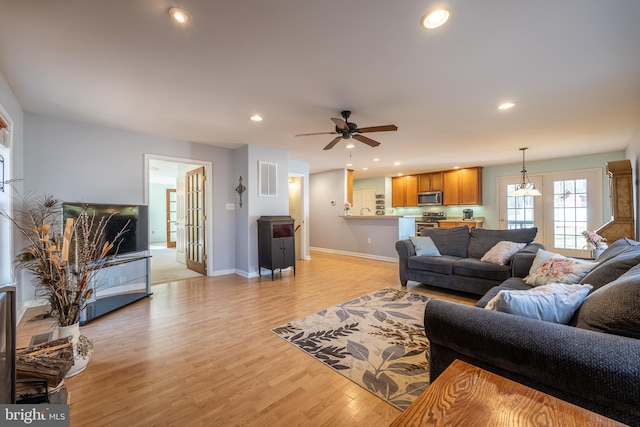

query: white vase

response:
[57,323,90,377]
[592,248,605,260]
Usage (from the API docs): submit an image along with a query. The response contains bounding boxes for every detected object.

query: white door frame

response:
[144,154,213,276]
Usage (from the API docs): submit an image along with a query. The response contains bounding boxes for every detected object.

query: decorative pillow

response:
[526,249,559,275]
[409,236,441,256]
[525,254,596,286]
[485,283,593,324]
[573,263,640,339]
[480,241,526,265]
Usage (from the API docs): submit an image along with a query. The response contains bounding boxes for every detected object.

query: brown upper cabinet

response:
[392,175,418,207]
[442,167,482,206]
[418,172,443,192]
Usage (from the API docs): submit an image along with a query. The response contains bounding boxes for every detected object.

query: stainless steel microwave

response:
[417,191,442,206]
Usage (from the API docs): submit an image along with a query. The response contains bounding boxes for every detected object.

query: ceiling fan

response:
[295,110,398,150]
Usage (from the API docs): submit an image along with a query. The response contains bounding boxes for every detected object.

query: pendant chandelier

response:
[513,147,541,197]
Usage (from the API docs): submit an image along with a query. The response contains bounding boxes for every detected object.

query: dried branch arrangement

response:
[1,191,129,326]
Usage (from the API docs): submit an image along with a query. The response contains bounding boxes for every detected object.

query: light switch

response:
[226,203,236,210]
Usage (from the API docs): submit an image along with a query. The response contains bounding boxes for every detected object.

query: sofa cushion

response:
[409,236,441,256]
[525,253,596,286]
[573,263,640,339]
[418,226,470,258]
[481,241,527,265]
[408,255,461,275]
[485,283,593,324]
[592,237,640,264]
[579,242,640,291]
[454,258,511,281]
[468,227,538,259]
[475,277,532,307]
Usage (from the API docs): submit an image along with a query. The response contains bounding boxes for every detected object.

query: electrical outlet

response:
[367,238,372,244]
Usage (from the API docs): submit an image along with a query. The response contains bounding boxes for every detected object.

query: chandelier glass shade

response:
[513,147,541,197]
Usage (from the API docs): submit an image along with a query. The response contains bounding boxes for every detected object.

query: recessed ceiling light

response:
[453,166,460,169]
[394,162,401,166]
[397,173,403,176]
[362,167,368,171]
[372,158,380,162]
[346,163,353,167]
[249,114,263,122]
[421,9,449,29]
[169,7,190,23]
[346,143,355,149]
[498,102,516,110]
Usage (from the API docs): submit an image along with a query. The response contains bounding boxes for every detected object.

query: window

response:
[499,168,603,256]
[505,183,535,229]
[552,178,588,250]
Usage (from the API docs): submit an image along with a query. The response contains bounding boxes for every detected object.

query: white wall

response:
[309,169,348,249]
[23,113,238,279]
[0,67,26,306]
[149,183,174,244]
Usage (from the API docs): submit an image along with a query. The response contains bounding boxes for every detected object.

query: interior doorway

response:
[146,156,211,284]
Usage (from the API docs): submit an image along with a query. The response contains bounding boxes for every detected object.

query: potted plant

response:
[1,191,128,376]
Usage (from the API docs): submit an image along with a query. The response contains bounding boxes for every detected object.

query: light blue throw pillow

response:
[485,283,593,324]
[409,236,441,256]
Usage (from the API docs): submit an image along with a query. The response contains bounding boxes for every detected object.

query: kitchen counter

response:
[438,217,484,228]
[340,215,406,219]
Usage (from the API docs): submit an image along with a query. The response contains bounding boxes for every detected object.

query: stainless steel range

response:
[415,211,446,234]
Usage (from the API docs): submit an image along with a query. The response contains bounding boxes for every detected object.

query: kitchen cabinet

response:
[438,220,483,229]
[392,175,418,207]
[418,172,443,192]
[442,167,482,206]
[257,216,296,280]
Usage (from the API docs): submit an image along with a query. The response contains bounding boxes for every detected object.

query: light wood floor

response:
[17,250,477,427]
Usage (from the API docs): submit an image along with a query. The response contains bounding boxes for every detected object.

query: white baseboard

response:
[310,247,398,263]
[17,298,49,324]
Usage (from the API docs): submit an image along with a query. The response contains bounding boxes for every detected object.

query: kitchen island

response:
[323,215,416,260]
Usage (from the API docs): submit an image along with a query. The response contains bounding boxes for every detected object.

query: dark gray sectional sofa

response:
[424,237,640,426]
[395,226,542,295]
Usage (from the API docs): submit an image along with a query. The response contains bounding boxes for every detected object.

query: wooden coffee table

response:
[390,359,627,426]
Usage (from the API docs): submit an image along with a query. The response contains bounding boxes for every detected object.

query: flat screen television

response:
[62,202,149,257]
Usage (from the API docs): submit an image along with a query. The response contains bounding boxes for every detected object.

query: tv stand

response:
[80,253,151,325]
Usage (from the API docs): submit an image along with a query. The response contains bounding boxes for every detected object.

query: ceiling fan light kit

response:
[295,110,398,151]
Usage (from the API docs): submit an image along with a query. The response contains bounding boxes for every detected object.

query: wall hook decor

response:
[235,176,246,207]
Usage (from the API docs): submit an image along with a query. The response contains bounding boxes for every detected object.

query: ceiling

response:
[1,1,639,179]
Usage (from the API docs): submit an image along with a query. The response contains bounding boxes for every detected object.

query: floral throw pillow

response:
[525,255,597,286]
[480,241,527,265]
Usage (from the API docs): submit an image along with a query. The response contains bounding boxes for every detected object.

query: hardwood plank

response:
[17,250,477,426]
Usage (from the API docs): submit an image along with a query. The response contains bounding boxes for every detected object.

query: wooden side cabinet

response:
[443,167,482,206]
[257,216,296,281]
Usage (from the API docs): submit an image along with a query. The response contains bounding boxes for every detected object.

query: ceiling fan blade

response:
[331,118,349,131]
[323,136,343,150]
[353,134,381,147]
[295,131,339,137]
[355,125,398,133]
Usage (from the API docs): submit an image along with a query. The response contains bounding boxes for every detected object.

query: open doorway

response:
[288,174,305,260]
[146,156,211,284]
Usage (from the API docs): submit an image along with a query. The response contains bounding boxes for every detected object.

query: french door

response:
[185,166,207,275]
[499,168,603,257]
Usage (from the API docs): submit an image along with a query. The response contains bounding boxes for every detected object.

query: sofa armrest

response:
[424,299,640,423]
[510,242,544,277]
[395,240,416,286]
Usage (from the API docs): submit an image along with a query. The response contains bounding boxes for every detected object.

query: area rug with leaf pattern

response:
[270,288,431,410]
